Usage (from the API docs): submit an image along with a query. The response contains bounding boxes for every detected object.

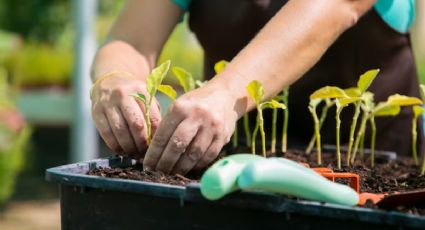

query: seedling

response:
[345,69,379,166]
[307,98,323,165]
[351,92,374,163]
[305,98,334,154]
[274,88,289,153]
[247,80,285,157]
[354,94,422,167]
[132,60,175,144]
[310,86,349,168]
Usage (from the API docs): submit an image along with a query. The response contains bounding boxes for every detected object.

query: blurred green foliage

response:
[6,44,73,87]
[0,70,31,206]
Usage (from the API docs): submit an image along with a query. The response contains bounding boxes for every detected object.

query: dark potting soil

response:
[87,165,198,186]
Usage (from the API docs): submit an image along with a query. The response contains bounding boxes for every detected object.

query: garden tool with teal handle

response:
[200,154,359,206]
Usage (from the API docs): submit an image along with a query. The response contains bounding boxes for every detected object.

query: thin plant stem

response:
[412,116,419,165]
[252,123,259,155]
[346,102,361,166]
[421,151,425,175]
[351,113,368,163]
[146,106,152,145]
[306,104,330,154]
[258,109,267,157]
[359,130,365,160]
[281,90,289,153]
[336,109,342,169]
[271,108,277,153]
[308,106,322,165]
[244,114,252,147]
[370,116,376,167]
[232,123,238,149]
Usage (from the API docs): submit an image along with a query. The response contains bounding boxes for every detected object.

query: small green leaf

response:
[374,102,400,117]
[172,66,195,93]
[357,69,379,92]
[132,93,147,106]
[420,84,425,100]
[147,60,171,96]
[247,80,264,105]
[214,60,228,74]
[261,99,286,110]
[310,86,347,100]
[344,87,361,98]
[387,94,423,106]
[158,84,177,100]
[413,105,425,118]
[336,97,358,107]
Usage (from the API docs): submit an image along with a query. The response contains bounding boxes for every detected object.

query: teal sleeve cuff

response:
[374,0,415,33]
[171,0,191,11]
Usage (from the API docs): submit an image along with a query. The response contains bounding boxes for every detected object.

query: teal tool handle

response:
[238,159,359,206]
[200,154,265,200]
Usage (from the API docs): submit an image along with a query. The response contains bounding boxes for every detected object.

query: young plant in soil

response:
[247,80,285,156]
[273,88,289,153]
[309,86,349,167]
[345,69,379,166]
[353,94,422,167]
[305,98,334,154]
[132,60,176,144]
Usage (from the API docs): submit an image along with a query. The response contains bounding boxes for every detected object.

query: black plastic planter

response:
[46,156,425,230]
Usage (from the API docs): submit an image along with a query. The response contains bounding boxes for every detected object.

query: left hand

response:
[143,84,239,175]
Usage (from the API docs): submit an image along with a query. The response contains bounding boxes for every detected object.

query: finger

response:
[193,136,223,171]
[154,119,200,174]
[93,112,122,153]
[171,127,213,175]
[143,109,185,170]
[120,98,148,154]
[105,106,138,155]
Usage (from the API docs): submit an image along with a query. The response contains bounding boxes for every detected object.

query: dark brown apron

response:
[188,0,424,156]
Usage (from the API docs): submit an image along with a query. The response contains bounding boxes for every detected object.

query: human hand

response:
[90,73,162,158]
[143,84,239,175]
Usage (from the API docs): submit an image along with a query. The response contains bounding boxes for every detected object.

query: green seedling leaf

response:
[413,105,425,118]
[214,60,228,74]
[132,93,147,106]
[387,94,423,106]
[172,66,195,93]
[374,102,401,117]
[310,86,347,100]
[147,60,171,96]
[344,87,361,98]
[261,99,286,110]
[158,84,177,100]
[336,97,358,107]
[357,69,379,92]
[420,84,425,100]
[247,80,264,105]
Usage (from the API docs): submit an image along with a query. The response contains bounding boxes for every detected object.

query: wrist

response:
[206,72,252,119]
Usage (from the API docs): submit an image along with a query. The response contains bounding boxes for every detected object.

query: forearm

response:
[91,0,182,82]
[208,0,375,117]
[91,40,153,82]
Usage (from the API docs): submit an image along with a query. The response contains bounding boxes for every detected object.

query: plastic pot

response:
[46,156,425,230]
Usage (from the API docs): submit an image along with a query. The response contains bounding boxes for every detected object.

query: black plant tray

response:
[46,156,424,230]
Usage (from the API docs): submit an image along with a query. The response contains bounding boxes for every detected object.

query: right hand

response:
[90,73,162,158]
